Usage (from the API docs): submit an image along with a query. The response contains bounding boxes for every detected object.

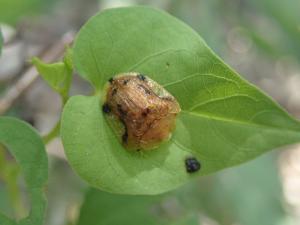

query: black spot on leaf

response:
[109,77,114,83]
[102,103,111,114]
[122,130,128,144]
[112,88,117,96]
[117,104,127,117]
[185,157,201,173]
[137,74,146,81]
[123,79,130,85]
[138,84,151,95]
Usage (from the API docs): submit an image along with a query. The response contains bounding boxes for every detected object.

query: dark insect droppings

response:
[161,96,173,101]
[108,77,114,83]
[123,79,129,85]
[122,131,128,143]
[137,74,146,81]
[142,108,150,117]
[185,157,201,173]
[117,104,127,117]
[102,103,111,114]
[112,88,117,96]
[120,118,128,144]
[138,84,151,95]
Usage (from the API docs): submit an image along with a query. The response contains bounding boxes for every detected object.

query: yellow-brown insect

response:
[103,72,181,151]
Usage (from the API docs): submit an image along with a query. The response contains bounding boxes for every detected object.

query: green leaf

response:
[248,0,300,57]
[0,0,56,25]
[77,188,200,225]
[32,49,73,101]
[0,28,3,55]
[0,117,48,225]
[61,6,300,195]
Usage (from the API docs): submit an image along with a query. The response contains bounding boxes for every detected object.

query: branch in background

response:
[0,31,75,115]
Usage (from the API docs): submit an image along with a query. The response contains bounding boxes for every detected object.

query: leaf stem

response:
[42,120,61,144]
[42,95,69,145]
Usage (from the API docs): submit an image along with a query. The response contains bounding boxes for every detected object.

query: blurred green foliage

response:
[0,186,12,216]
[0,29,3,54]
[248,0,300,57]
[0,0,56,24]
[168,0,300,59]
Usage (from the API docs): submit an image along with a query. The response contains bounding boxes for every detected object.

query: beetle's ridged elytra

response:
[103,72,181,151]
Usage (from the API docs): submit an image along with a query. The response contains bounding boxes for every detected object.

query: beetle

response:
[104,72,180,150]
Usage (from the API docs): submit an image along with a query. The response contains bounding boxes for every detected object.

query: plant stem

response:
[43,121,61,144]
[42,94,69,145]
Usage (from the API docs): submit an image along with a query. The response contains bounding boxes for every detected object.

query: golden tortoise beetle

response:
[102,72,181,151]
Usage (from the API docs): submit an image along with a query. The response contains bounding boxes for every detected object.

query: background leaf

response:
[0,117,48,225]
[77,188,200,225]
[0,0,56,25]
[174,153,286,225]
[246,0,300,59]
[0,29,3,56]
[61,6,300,195]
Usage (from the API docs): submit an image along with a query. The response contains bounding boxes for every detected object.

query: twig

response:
[0,31,75,115]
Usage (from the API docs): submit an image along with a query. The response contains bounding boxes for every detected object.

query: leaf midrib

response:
[182,110,300,134]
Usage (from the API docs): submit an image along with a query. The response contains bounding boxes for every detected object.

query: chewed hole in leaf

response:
[0,145,30,220]
[102,72,181,151]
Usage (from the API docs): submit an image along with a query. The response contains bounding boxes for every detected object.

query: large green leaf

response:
[61,6,300,195]
[0,117,48,225]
